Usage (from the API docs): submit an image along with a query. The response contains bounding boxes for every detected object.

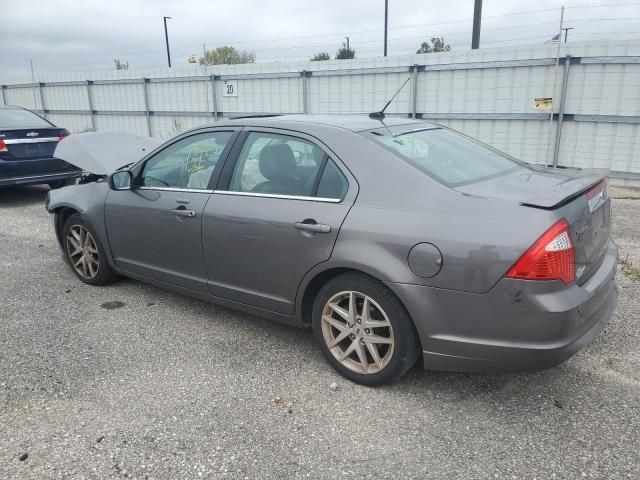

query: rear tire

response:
[62,214,121,286]
[312,272,419,386]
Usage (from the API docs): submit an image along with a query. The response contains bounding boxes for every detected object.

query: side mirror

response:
[109,170,133,190]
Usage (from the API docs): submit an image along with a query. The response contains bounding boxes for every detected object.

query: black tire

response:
[49,179,76,189]
[312,272,419,386]
[62,213,121,286]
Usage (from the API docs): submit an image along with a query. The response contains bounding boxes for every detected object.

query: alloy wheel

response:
[321,290,395,374]
[66,225,100,280]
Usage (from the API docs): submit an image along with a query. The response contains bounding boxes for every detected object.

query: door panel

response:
[104,130,236,292]
[105,189,212,292]
[202,194,351,313]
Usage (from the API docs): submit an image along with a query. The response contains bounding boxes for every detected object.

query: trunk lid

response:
[0,128,67,159]
[456,166,611,285]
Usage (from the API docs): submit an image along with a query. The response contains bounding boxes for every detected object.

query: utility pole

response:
[562,27,574,43]
[384,0,389,56]
[345,36,350,55]
[29,59,37,109]
[163,16,172,68]
[471,0,482,49]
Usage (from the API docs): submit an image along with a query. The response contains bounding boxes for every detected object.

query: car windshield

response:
[0,108,51,128]
[369,127,525,186]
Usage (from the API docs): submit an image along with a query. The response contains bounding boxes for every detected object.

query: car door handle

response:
[294,222,331,234]
[169,209,196,218]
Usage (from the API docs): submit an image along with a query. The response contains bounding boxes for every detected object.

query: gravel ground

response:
[1,185,639,479]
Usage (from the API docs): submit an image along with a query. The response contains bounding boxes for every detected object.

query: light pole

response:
[471,0,482,49]
[384,0,388,56]
[163,16,172,68]
[562,27,574,43]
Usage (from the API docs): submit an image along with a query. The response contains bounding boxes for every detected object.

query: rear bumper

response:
[0,156,81,187]
[386,240,618,373]
[0,170,81,187]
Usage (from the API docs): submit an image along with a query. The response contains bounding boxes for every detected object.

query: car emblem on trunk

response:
[26,132,39,138]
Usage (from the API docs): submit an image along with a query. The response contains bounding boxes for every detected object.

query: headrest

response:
[258,144,296,180]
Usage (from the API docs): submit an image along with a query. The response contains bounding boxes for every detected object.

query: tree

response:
[199,46,256,65]
[416,37,451,54]
[335,42,355,60]
[114,58,129,70]
[310,52,331,61]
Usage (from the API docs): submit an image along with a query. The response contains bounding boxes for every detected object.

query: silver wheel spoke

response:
[73,255,84,267]
[354,341,368,370]
[71,229,81,243]
[328,303,350,322]
[82,256,89,276]
[323,315,348,332]
[337,340,357,362]
[348,291,357,324]
[366,342,383,368]
[87,259,96,277]
[365,335,393,345]
[68,236,81,251]
[361,296,370,323]
[328,329,351,348]
[363,318,391,329]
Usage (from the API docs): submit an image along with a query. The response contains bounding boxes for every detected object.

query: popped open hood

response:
[54,132,162,175]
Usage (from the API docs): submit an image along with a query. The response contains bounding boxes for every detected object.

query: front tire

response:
[312,272,419,386]
[62,214,120,286]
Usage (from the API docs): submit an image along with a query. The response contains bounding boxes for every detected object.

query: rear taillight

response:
[505,218,575,285]
[58,131,70,141]
[0,140,7,152]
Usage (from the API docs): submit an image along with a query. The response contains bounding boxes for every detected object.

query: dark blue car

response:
[0,105,81,188]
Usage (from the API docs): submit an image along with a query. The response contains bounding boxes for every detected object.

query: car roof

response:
[217,114,434,133]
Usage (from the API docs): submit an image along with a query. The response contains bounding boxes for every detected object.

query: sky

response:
[1,0,639,78]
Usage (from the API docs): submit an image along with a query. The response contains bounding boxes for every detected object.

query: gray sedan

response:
[46,115,618,385]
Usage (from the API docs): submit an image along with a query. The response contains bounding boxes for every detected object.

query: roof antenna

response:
[369,75,412,121]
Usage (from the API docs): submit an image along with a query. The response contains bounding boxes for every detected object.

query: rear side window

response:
[0,108,52,128]
[369,128,523,187]
[230,132,345,199]
[317,160,348,199]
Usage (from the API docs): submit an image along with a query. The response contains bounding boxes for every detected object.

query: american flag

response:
[545,33,560,44]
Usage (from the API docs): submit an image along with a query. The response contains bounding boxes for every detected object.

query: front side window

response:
[141,132,232,189]
[229,132,327,197]
[369,127,524,187]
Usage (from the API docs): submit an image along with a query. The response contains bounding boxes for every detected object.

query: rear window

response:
[0,108,51,129]
[369,127,523,186]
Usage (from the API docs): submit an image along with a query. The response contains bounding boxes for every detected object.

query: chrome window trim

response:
[213,190,342,203]
[4,137,59,144]
[138,186,213,194]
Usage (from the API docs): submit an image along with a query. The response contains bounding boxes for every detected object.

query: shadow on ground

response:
[0,185,49,208]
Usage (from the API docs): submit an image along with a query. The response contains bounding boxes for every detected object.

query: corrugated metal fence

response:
[2,40,639,179]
